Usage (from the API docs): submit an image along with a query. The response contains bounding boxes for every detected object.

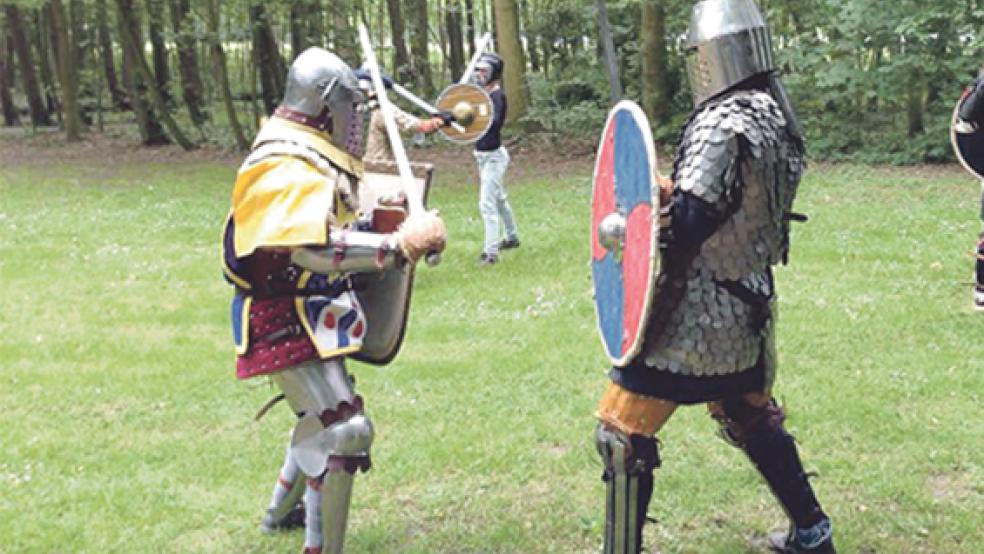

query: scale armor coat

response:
[642,90,804,379]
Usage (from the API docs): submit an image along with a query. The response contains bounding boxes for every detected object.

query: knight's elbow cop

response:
[290,230,406,273]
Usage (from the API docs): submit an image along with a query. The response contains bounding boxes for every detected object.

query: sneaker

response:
[260,505,305,533]
[765,523,836,553]
[975,288,984,311]
[499,237,521,250]
[478,253,499,265]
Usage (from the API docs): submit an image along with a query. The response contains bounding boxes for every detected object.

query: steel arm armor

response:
[290,230,404,274]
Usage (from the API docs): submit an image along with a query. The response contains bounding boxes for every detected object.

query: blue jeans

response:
[475,147,518,255]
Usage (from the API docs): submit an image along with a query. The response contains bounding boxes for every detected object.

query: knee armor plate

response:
[291,410,374,478]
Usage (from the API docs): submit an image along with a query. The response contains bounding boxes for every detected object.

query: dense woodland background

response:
[3,0,984,163]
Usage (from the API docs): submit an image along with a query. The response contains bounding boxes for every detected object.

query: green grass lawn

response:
[1,148,982,553]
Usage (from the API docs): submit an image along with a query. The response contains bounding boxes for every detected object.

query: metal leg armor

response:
[595,424,660,554]
[274,359,374,554]
[711,396,830,545]
[261,446,307,532]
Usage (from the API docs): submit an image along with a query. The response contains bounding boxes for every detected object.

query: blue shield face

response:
[591,101,661,367]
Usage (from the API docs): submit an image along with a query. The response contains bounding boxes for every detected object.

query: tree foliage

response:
[1,0,983,161]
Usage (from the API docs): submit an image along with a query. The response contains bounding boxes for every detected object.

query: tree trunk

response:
[332,0,357,66]
[145,0,172,104]
[492,0,528,124]
[169,0,207,125]
[250,3,286,114]
[464,0,476,56]
[520,0,538,72]
[3,5,51,126]
[541,28,551,78]
[640,0,670,125]
[48,0,84,140]
[597,0,621,104]
[906,86,924,137]
[35,10,61,117]
[0,34,20,126]
[116,0,194,149]
[386,0,412,84]
[446,0,465,80]
[290,2,310,60]
[69,0,87,73]
[408,0,434,98]
[95,0,128,109]
[307,0,324,48]
[116,0,169,145]
[206,0,248,150]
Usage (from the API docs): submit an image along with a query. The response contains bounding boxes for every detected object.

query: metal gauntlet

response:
[290,230,404,274]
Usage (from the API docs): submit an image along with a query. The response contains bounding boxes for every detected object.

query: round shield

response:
[591,100,660,367]
[434,83,493,144]
[951,92,984,180]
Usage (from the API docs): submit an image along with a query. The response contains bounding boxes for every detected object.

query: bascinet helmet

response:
[475,53,504,86]
[685,0,775,105]
[282,47,365,157]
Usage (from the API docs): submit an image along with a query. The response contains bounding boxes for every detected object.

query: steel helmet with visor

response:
[684,0,775,106]
[281,47,367,157]
[474,52,504,86]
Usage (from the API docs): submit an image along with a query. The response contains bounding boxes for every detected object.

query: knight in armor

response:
[472,52,520,265]
[953,63,984,311]
[221,47,447,554]
[355,67,453,162]
[593,1,834,552]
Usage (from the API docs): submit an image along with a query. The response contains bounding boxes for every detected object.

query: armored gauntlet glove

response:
[393,210,447,262]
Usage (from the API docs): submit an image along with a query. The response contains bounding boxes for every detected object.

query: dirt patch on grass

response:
[0,127,242,168]
[0,127,598,181]
[4,127,971,185]
[927,470,979,502]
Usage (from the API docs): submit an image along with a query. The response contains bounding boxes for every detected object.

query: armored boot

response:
[261,503,306,533]
[595,425,660,554]
[261,446,307,533]
[720,399,833,552]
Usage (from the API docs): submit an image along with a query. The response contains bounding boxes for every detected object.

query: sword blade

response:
[392,82,466,133]
[357,23,422,215]
[459,32,493,85]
